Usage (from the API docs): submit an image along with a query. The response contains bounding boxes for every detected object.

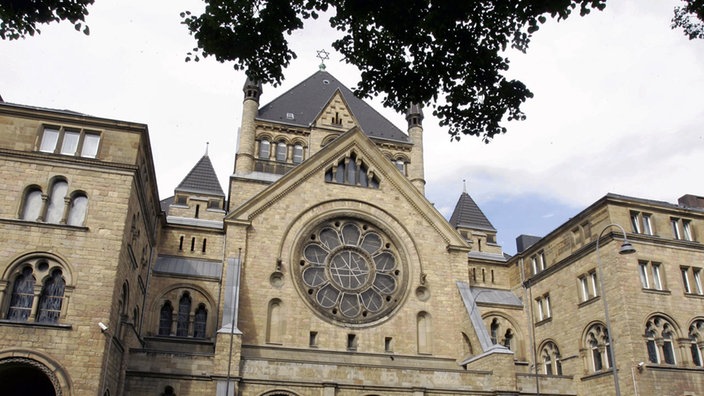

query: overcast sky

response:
[3,0,703,254]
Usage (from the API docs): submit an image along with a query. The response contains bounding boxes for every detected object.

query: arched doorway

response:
[0,358,58,396]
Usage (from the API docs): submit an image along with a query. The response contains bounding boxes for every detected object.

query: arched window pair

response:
[158,292,208,338]
[689,320,704,367]
[540,341,563,376]
[3,258,69,324]
[585,323,612,372]
[645,316,677,365]
[487,316,516,351]
[20,178,88,226]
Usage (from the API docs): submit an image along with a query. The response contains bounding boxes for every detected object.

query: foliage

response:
[672,0,704,40]
[0,0,94,40]
[182,0,611,141]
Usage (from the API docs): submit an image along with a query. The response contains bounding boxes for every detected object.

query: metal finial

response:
[463,179,467,193]
[205,142,209,156]
[316,49,330,70]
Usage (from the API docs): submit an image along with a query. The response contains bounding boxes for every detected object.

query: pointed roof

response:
[449,192,496,232]
[175,155,225,197]
[257,70,409,143]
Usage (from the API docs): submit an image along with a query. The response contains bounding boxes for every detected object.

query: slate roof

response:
[175,155,224,197]
[154,255,222,279]
[449,192,496,232]
[257,70,409,143]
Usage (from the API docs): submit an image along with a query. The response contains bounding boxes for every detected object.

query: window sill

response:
[684,292,704,299]
[641,288,671,295]
[0,319,72,330]
[578,296,601,308]
[535,317,552,327]
[580,368,617,381]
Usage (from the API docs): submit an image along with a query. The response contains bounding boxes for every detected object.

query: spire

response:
[449,191,496,232]
[205,142,209,156]
[175,155,225,197]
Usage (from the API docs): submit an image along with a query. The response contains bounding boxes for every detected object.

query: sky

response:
[3,0,703,254]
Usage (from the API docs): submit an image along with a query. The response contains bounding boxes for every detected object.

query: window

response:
[276,142,287,162]
[485,316,517,351]
[155,289,212,339]
[672,217,695,241]
[176,293,191,337]
[578,270,599,302]
[292,144,304,164]
[689,320,704,367]
[639,261,664,290]
[20,179,88,226]
[38,125,101,158]
[645,316,678,364]
[682,267,703,295]
[531,251,547,275]
[586,323,612,372]
[324,153,380,189]
[394,159,406,175]
[536,294,551,321]
[630,211,654,235]
[258,139,270,159]
[540,342,563,376]
[2,257,70,324]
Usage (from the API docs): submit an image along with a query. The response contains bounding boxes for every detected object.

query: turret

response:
[406,103,425,195]
[234,76,262,175]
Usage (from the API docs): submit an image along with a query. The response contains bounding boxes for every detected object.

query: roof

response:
[257,70,409,143]
[153,256,223,279]
[449,192,496,232]
[175,155,224,197]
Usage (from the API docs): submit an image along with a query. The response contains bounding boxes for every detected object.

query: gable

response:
[226,127,467,251]
[313,90,359,131]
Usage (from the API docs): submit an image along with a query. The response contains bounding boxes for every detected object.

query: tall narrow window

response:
[36,268,65,323]
[258,140,270,159]
[81,133,101,158]
[7,267,35,321]
[292,144,304,164]
[695,269,703,294]
[176,293,191,337]
[683,267,692,293]
[46,180,68,224]
[490,319,499,344]
[276,142,287,162]
[159,301,173,335]
[39,127,60,152]
[689,320,704,367]
[67,194,88,226]
[193,304,207,338]
[643,214,653,235]
[21,188,43,221]
[683,220,694,241]
[202,239,207,253]
[672,218,682,239]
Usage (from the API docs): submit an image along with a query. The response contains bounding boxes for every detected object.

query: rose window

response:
[296,219,405,324]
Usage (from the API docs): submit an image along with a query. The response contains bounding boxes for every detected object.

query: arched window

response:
[325,153,379,189]
[45,179,68,224]
[159,301,173,335]
[193,304,207,339]
[21,187,43,221]
[585,323,611,372]
[36,268,66,323]
[490,319,499,344]
[540,341,562,376]
[7,266,35,321]
[689,320,704,367]
[645,316,678,364]
[67,193,88,226]
[177,293,192,337]
[276,141,287,162]
[417,311,432,354]
[258,139,270,159]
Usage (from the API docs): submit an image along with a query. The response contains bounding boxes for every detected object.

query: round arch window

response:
[294,219,407,325]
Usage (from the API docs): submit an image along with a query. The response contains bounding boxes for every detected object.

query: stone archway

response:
[0,357,60,396]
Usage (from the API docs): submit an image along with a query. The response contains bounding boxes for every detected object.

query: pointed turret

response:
[169,154,226,220]
[449,190,500,254]
[406,103,425,195]
[235,76,263,175]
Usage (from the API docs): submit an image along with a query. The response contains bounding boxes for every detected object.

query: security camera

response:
[637,361,645,368]
[98,322,108,332]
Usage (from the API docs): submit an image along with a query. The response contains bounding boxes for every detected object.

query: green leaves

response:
[672,0,704,40]
[0,0,95,40]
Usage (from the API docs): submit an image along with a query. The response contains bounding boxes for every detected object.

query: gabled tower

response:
[169,153,225,220]
[449,190,500,255]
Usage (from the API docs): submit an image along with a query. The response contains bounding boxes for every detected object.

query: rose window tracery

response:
[296,219,406,325]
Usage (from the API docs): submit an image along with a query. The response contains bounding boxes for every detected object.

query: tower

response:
[406,103,425,194]
[234,77,262,176]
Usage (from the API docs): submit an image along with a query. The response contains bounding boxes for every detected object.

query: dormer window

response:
[286,112,295,120]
